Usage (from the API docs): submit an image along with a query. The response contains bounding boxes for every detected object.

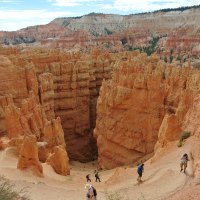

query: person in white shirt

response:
[180,153,189,173]
[85,184,97,200]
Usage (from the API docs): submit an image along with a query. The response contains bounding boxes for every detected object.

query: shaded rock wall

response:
[38,72,55,120]
[0,47,118,162]
[94,53,200,169]
[26,50,114,161]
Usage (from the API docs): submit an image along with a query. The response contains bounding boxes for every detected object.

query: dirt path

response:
[0,140,193,200]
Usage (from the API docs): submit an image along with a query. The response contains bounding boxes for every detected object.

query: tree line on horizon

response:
[133,4,200,15]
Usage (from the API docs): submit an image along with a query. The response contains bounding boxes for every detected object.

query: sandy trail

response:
[0,140,193,200]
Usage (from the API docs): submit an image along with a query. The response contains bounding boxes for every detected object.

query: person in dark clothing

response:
[137,163,144,183]
[94,170,101,182]
[86,174,91,182]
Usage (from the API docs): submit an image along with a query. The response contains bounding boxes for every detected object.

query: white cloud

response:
[0,9,74,20]
[100,0,199,12]
[0,21,45,31]
[0,0,21,2]
[98,3,113,10]
[48,0,97,7]
[0,0,15,2]
[0,9,75,31]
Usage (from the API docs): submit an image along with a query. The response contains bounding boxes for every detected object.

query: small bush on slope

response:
[105,190,130,200]
[177,131,191,147]
[105,190,146,200]
[0,176,30,200]
[180,131,191,142]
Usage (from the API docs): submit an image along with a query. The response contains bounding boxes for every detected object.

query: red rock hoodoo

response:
[0,54,69,176]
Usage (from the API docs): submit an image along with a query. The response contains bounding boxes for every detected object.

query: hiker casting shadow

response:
[180,153,189,173]
[86,174,91,182]
[94,170,101,182]
[137,163,144,183]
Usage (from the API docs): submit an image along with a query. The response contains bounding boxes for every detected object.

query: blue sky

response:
[0,0,199,31]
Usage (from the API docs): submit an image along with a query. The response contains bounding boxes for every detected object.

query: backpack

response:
[95,171,99,177]
[92,186,97,196]
[137,165,143,173]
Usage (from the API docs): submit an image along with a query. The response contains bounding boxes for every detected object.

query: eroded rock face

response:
[46,146,70,176]
[17,135,43,177]
[0,55,28,138]
[0,54,69,176]
[157,27,200,64]
[0,46,121,164]
[38,73,55,120]
[2,45,198,172]
[94,53,200,169]
[3,48,116,162]
[153,95,200,200]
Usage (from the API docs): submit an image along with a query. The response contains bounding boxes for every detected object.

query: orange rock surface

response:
[0,53,69,176]
[94,53,199,169]
[2,47,116,162]
[46,146,70,176]
[1,45,199,176]
[17,135,43,177]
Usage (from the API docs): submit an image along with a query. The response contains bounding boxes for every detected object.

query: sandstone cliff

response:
[0,47,118,162]
[0,55,70,176]
[94,53,199,169]
[1,46,199,172]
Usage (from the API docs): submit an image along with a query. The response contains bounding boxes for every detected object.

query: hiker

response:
[180,153,189,173]
[86,174,91,182]
[94,170,101,182]
[137,163,144,183]
[85,183,97,200]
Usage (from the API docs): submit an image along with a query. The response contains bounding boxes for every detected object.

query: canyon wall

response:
[94,53,200,169]
[1,45,199,171]
[0,55,70,176]
[0,47,119,162]
[29,49,115,161]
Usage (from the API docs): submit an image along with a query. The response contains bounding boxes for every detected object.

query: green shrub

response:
[177,131,191,147]
[104,28,113,35]
[190,152,194,161]
[138,193,146,200]
[177,140,183,148]
[0,176,30,200]
[180,131,191,142]
[105,190,145,200]
[170,55,173,63]
[105,190,129,200]
[136,160,142,166]
[164,56,167,63]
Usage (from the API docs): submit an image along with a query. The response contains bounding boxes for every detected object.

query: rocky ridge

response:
[0,7,199,62]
